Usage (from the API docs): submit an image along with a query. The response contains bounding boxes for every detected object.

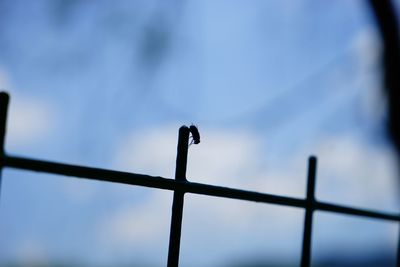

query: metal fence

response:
[0,91,399,267]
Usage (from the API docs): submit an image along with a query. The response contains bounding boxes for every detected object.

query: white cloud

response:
[14,239,49,266]
[350,26,387,124]
[98,191,171,247]
[351,26,381,75]
[314,135,399,212]
[0,66,56,151]
[7,95,56,150]
[112,125,180,178]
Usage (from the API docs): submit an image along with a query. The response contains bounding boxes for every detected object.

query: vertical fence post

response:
[301,156,317,267]
[167,126,190,267]
[0,92,9,201]
[397,225,400,267]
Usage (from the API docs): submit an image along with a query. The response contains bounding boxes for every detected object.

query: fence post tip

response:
[0,92,9,103]
[179,125,189,131]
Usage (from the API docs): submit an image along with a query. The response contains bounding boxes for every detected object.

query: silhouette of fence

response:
[0,92,398,267]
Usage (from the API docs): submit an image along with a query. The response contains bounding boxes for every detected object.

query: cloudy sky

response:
[0,0,399,266]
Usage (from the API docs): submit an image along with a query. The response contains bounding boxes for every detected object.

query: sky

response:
[0,0,399,266]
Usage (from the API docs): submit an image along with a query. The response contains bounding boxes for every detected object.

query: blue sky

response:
[0,0,399,266]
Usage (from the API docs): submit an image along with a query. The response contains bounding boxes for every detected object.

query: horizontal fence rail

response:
[2,154,400,222]
[0,92,399,267]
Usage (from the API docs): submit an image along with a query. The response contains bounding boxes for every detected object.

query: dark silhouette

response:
[368,1,400,264]
[0,3,400,266]
[168,126,189,267]
[189,124,200,145]
[0,101,398,266]
[0,92,8,200]
[301,157,317,267]
[368,1,400,155]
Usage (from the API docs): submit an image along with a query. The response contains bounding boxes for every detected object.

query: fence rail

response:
[0,92,399,267]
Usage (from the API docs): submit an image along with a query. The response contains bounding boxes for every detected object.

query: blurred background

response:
[0,0,399,266]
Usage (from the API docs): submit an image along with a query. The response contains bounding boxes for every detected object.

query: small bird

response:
[189,124,200,145]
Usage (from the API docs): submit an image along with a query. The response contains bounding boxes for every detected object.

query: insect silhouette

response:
[189,125,200,145]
